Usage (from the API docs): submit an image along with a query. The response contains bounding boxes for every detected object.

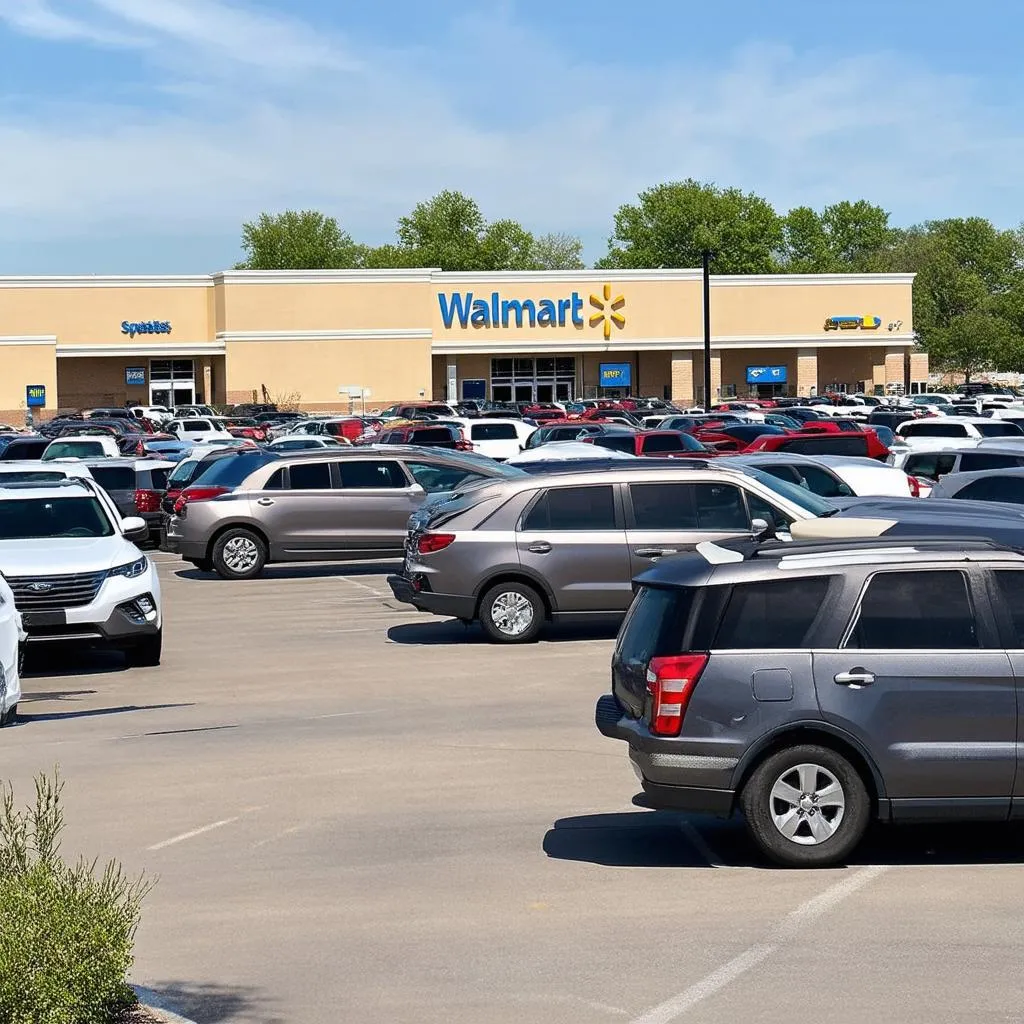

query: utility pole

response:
[702,249,713,409]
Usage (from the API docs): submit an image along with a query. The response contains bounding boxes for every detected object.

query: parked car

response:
[0,435,48,461]
[721,452,920,497]
[164,447,527,579]
[378,402,458,420]
[890,443,1020,482]
[451,419,536,460]
[896,417,1023,448]
[744,431,890,461]
[369,423,474,451]
[173,405,218,419]
[928,467,1024,504]
[694,424,788,450]
[0,479,161,664]
[221,417,268,443]
[522,422,608,449]
[42,436,121,461]
[586,429,714,458]
[165,418,234,443]
[507,442,637,464]
[129,405,173,425]
[141,439,192,462]
[159,447,243,517]
[267,436,348,451]
[387,463,838,642]
[595,534,1024,867]
[82,459,175,543]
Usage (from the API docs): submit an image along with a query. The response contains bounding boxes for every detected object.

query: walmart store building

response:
[0,268,920,420]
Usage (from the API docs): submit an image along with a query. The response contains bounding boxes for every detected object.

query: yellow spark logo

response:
[589,284,626,340]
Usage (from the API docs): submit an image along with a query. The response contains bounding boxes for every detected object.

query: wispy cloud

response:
[0,2,1022,272]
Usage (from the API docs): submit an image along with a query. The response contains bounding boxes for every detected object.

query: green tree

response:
[596,179,782,273]
[397,190,488,271]
[480,219,536,271]
[782,200,893,272]
[529,232,585,270]
[237,210,363,270]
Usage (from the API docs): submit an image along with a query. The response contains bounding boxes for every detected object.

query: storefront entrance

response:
[149,359,196,408]
[490,357,575,404]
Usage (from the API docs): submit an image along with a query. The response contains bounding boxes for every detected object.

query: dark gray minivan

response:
[597,535,1024,867]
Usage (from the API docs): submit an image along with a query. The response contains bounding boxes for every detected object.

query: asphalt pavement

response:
[6,554,1024,1024]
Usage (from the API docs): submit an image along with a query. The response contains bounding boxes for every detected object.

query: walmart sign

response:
[439,291,585,329]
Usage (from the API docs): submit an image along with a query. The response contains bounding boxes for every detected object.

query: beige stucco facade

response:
[0,268,919,421]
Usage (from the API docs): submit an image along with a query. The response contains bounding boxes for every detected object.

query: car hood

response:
[0,536,139,575]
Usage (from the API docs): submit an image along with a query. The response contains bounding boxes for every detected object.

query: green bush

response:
[0,771,152,1024]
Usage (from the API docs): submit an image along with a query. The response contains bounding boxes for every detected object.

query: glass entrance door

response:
[514,383,534,403]
[150,359,196,409]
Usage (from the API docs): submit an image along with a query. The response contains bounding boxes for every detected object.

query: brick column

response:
[670,351,695,406]
[797,348,818,397]
[909,351,929,388]
[885,347,906,391]
[710,351,722,404]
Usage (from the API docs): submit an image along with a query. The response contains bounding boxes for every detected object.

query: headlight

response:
[107,556,148,579]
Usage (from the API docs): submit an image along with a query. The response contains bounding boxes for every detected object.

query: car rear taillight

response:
[134,488,162,513]
[135,440,145,455]
[172,485,229,515]
[906,474,920,497]
[646,653,709,736]
[417,532,456,555]
[454,440,474,452]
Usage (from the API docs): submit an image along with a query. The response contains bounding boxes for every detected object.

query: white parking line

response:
[629,864,888,1023]
[341,576,386,597]
[147,816,240,851]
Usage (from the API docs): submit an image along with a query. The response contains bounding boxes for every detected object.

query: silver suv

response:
[596,535,1024,867]
[387,463,836,642]
[164,446,525,579]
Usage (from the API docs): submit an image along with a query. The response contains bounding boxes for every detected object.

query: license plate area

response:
[22,610,67,629]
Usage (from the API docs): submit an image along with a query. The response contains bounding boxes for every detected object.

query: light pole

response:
[702,249,713,409]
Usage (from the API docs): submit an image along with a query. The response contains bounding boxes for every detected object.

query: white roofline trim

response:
[213,268,436,285]
[0,276,213,289]
[56,343,226,357]
[434,269,702,283]
[711,273,916,287]
[0,335,57,346]
[218,328,432,342]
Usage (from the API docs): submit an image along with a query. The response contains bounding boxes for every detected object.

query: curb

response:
[132,987,201,1024]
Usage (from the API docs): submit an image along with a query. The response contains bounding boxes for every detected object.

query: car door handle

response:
[834,669,875,687]
[633,547,677,558]
[257,498,275,506]
[528,542,552,554]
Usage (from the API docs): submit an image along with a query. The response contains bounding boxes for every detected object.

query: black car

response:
[866,410,917,431]
[0,435,48,460]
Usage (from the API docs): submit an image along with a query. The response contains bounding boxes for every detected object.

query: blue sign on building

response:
[125,367,146,386]
[26,385,46,408]
[599,362,631,388]
[746,365,787,385]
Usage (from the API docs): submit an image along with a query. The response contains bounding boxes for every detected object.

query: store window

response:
[491,357,575,404]
[149,359,195,409]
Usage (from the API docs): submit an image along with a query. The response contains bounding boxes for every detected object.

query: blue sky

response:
[0,0,1022,272]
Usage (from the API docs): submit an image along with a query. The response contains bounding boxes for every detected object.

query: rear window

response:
[904,452,958,479]
[954,476,1024,503]
[642,434,694,453]
[147,467,170,489]
[617,585,698,661]
[714,577,832,648]
[167,459,200,487]
[182,421,212,432]
[0,470,66,484]
[977,422,1023,437]
[193,453,277,488]
[89,466,135,491]
[2,440,48,460]
[592,436,636,453]
[902,423,968,438]
[776,436,869,457]
[470,423,518,441]
[410,428,457,444]
[958,453,1024,472]
[43,441,106,459]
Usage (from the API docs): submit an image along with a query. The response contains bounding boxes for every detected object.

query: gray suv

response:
[164,447,525,579]
[388,463,836,642]
[596,535,1024,867]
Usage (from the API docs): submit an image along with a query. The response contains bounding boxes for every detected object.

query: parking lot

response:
[7,553,1024,1024]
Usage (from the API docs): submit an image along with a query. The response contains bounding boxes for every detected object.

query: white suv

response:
[0,480,163,665]
[0,573,25,726]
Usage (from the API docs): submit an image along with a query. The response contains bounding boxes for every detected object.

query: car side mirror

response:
[121,515,149,543]
[751,517,776,541]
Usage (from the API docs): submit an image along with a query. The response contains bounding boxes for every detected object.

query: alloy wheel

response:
[222,536,259,574]
[769,762,846,846]
[489,591,535,637]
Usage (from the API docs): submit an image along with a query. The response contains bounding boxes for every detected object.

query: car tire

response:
[478,581,544,644]
[185,557,215,573]
[740,744,870,868]
[127,630,162,668]
[212,529,267,580]
[1,704,16,727]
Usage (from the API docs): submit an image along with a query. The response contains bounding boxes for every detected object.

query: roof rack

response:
[753,536,1018,559]
[0,477,90,490]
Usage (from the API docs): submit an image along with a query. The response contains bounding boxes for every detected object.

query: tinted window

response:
[147,468,170,489]
[744,468,836,516]
[182,421,211,432]
[409,428,457,444]
[694,483,749,530]
[1,440,48,460]
[288,462,333,490]
[715,577,831,648]
[902,423,968,438]
[760,465,801,486]
[993,571,1024,646]
[0,471,66,484]
[954,476,1024,504]
[88,466,135,491]
[616,586,697,662]
[846,571,977,649]
[592,436,636,453]
[523,485,616,531]
[642,434,691,453]
[794,465,853,498]
[904,452,958,479]
[977,422,1023,437]
[0,496,113,539]
[550,427,583,441]
[958,453,1023,472]
[630,483,698,529]
[723,425,784,441]
[194,453,276,488]
[405,461,483,494]
[470,423,518,441]
[776,436,868,456]
[338,461,407,489]
[43,441,106,460]
[264,468,287,490]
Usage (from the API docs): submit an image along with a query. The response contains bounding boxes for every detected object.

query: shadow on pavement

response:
[387,619,620,645]
[23,649,129,678]
[19,688,98,703]
[17,702,193,724]
[545,810,1024,869]
[174,560,400,582]
[138,982,282,1024]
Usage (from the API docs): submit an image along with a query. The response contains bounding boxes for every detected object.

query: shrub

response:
[0,771,152,1024]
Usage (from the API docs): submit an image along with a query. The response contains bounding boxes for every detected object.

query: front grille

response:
[8,571,106,611]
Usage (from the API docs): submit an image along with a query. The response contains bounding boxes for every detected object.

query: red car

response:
[521,407,564,424]
[584,430,717,458]
[744,431,890,461]
[223,418,268,443]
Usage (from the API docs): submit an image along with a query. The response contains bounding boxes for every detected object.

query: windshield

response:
[412,449,526,479]
[194,452,279,487]
[745,468,838,517]
[0,496,113,539]
[167,459,199,487]
[43,441,106,460]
